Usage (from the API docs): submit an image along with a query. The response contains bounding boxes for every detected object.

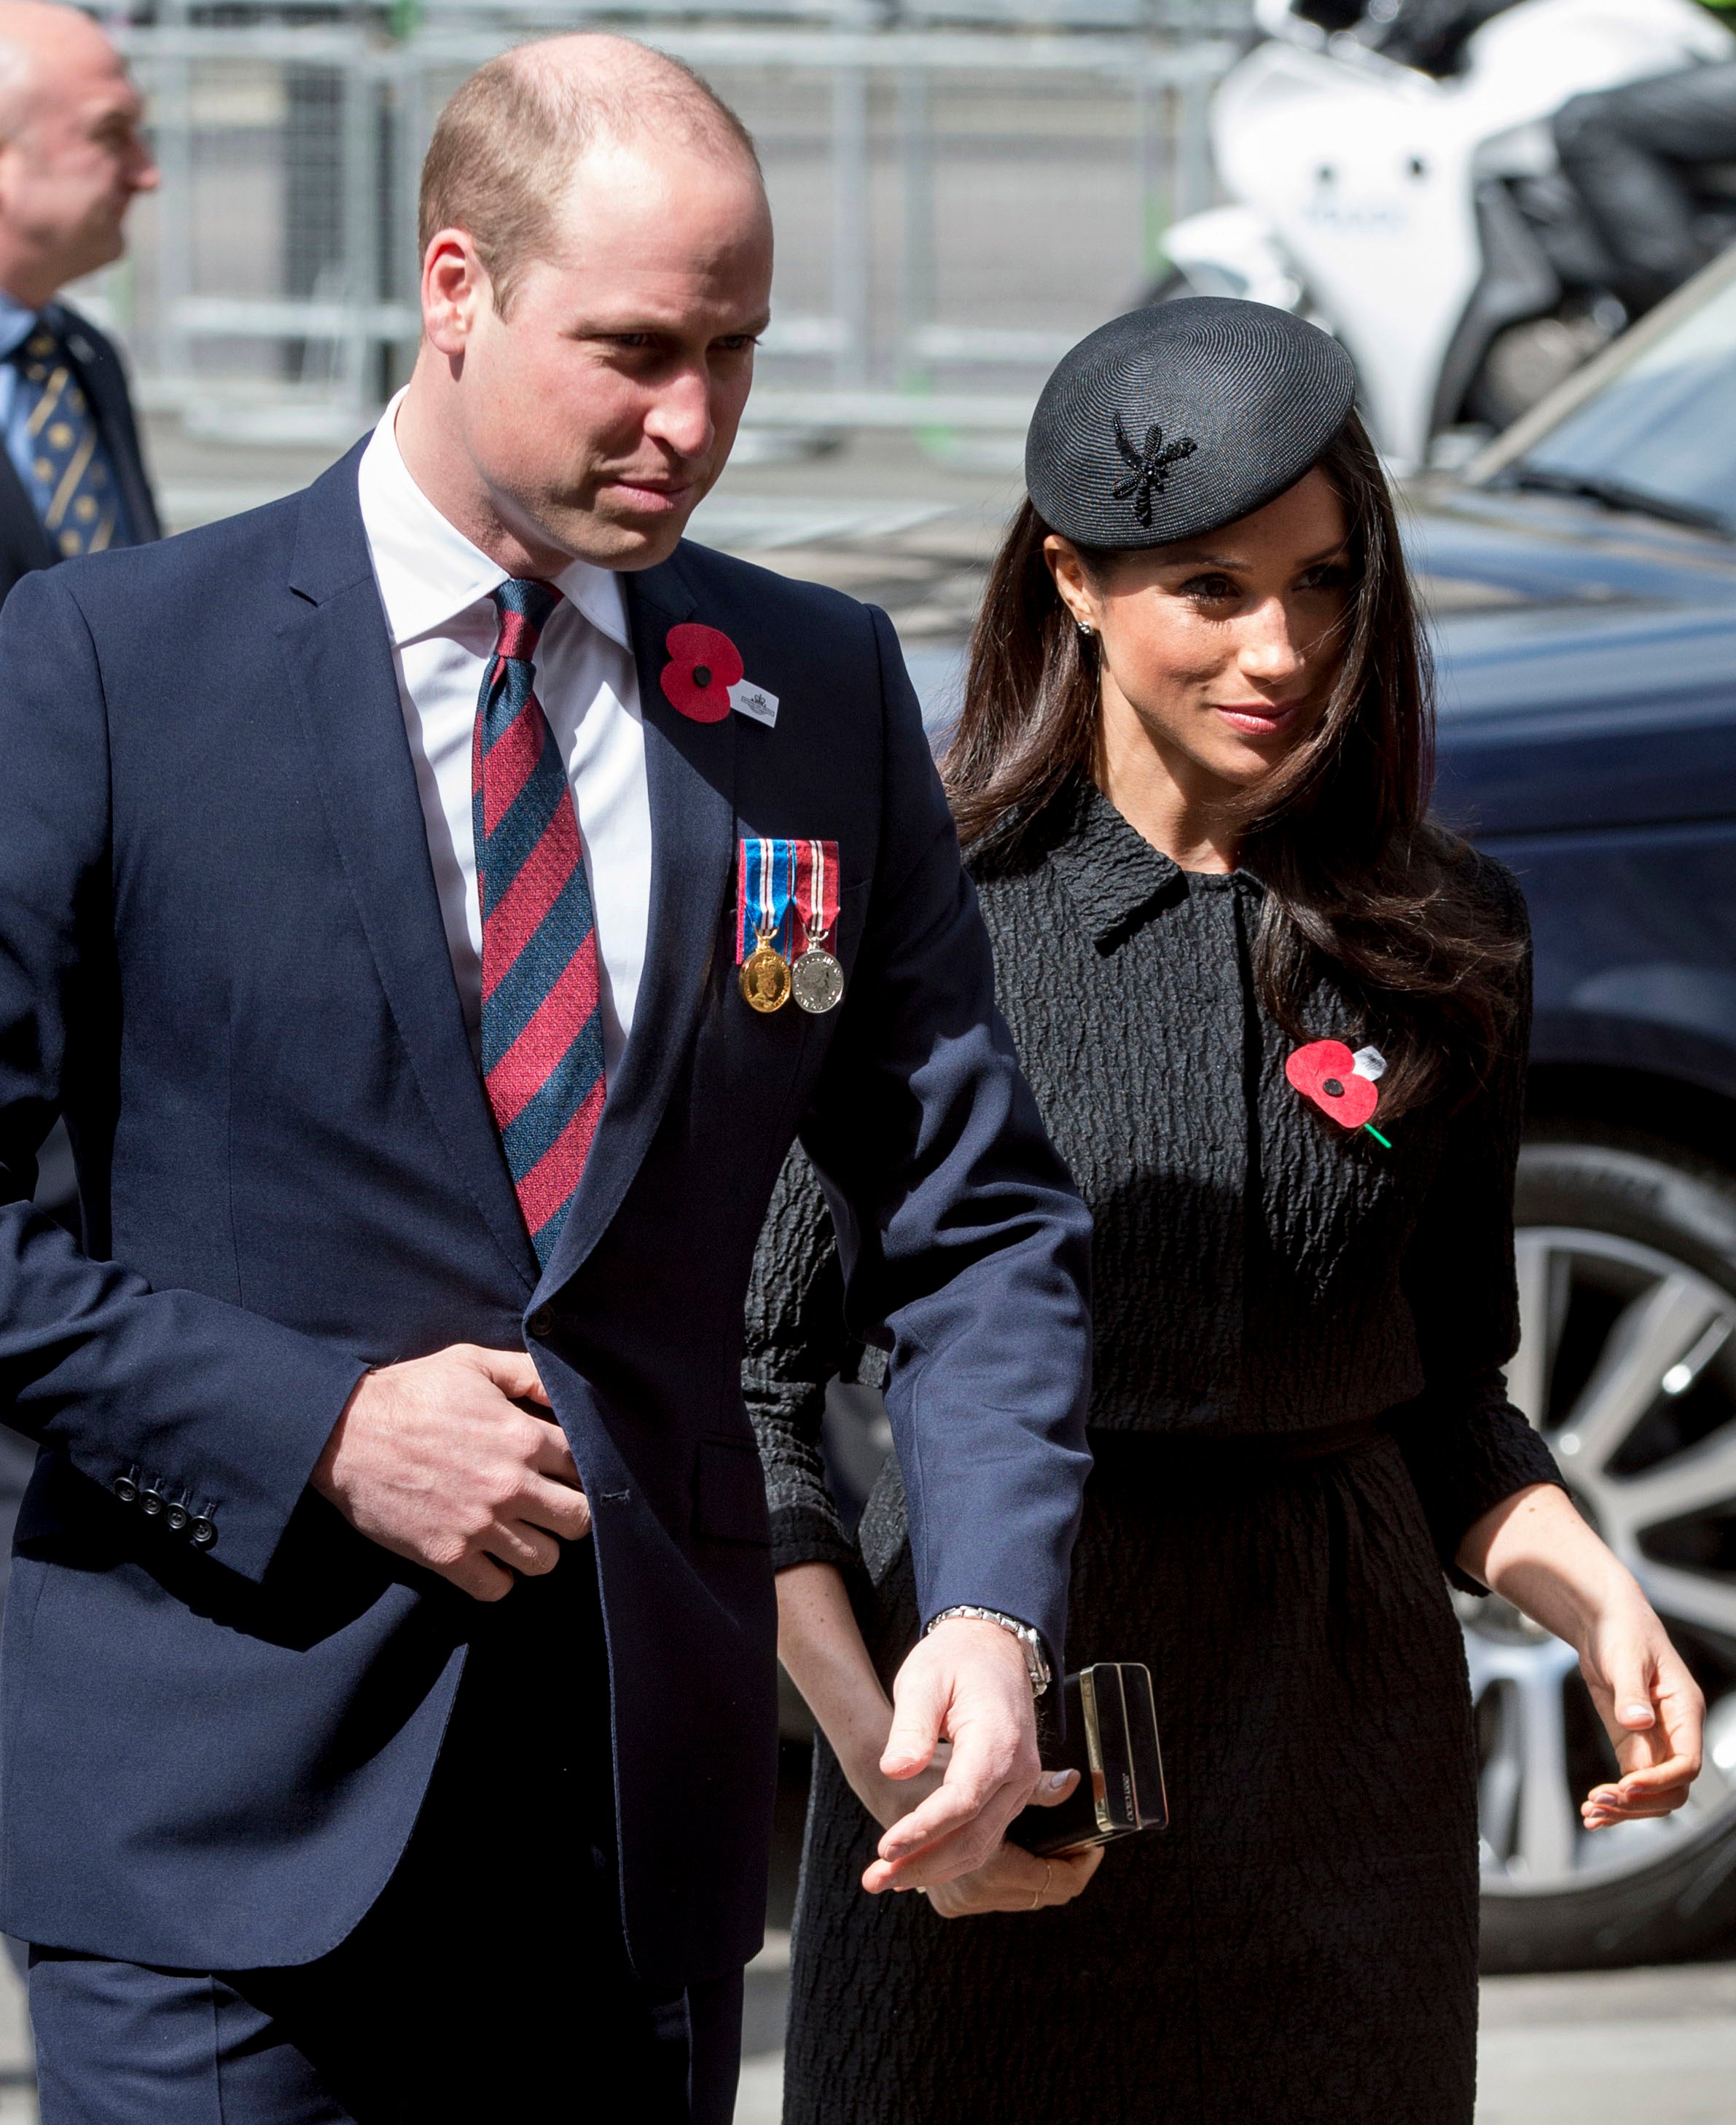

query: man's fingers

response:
[527,1420,584,1487]
[486,1520,561,1578]
[465,1345,552,1406]
[880,1666,947,1782]
[441,1551,515,1602]
[519,1474,593,1541]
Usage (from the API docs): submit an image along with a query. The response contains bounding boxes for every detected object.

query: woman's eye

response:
[1181,574,1237,601]
[1300,563,1351,592]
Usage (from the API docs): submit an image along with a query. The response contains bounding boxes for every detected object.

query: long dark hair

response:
[941,410,1524,1118]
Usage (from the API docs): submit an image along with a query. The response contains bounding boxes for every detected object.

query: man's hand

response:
[311,1345,590,1601]
[862,1616,1043,1895]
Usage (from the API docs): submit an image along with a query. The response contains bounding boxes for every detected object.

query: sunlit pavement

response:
[732,1956,1736,2125]
[0,1934,1729,2118]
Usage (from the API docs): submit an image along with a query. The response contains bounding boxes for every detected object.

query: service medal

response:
[736,838,797,1014]
[791,947,844,1014]
[791,837,845,1014]
[740,936,792,1013]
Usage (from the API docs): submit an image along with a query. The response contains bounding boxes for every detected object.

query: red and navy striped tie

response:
[473,579,604,1267]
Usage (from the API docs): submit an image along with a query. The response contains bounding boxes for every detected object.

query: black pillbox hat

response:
[1025,297,1358,549]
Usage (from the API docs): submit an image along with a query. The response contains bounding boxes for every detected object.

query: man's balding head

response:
[0,0,155,307]
[419,33,762,318]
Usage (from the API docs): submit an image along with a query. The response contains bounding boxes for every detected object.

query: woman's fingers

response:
[1582,1635,1705,1828]
[922,1839,1103,1917]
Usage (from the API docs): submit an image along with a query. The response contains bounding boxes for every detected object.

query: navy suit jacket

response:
[0,445,1091,1985]
[0,301,160,606]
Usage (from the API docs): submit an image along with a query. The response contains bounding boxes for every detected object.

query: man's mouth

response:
[603,477,698,516]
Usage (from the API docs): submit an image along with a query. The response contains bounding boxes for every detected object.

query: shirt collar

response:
[0,288,44,364]
[356,388,633,657]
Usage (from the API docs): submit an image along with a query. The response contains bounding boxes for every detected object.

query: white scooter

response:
[1162,0,1736,468]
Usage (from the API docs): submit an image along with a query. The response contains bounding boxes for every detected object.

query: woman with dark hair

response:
[744,301,1702,2124]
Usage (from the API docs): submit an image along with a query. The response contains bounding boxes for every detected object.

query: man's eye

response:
[714,336,759,354]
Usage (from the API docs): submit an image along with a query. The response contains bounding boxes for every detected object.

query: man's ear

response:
[421,227,491,359]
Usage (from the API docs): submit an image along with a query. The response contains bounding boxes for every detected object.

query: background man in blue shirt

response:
[0,0,159,604]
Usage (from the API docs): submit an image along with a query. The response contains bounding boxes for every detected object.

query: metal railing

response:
[78,0,1250,445]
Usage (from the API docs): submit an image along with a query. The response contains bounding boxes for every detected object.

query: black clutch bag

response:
[1006,1662,1168,1858]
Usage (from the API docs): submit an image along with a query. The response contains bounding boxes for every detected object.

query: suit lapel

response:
[536,547,737,1302]
[0,447,52,576]
[278,447,539,1294]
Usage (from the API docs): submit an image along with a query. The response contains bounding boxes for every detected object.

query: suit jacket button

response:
[189,1518,216,1548]
[165,1504,189,1533]
[113,1476,138,1505]
[528,1306,555,1339]
[138,1489,164,1517]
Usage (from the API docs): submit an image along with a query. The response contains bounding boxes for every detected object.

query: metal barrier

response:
[80,0,1249,445]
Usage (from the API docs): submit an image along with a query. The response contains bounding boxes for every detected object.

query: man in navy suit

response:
[0,32,1090,2124]
[0,1,161,1642]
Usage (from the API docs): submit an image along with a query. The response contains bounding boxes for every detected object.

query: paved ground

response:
[740,1957,1736,2125]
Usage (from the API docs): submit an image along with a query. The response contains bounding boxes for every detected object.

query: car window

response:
[1496,270,1736,534]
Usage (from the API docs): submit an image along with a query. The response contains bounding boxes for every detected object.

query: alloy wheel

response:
[1467,1226,1736,1893]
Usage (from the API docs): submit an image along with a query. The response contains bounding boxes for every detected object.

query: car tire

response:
[1475,1127,1736,1971]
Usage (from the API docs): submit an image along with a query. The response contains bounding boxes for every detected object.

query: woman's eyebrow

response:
[1155,537,1352,571]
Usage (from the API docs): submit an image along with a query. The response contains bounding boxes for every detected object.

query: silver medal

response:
[791,945,845,1015]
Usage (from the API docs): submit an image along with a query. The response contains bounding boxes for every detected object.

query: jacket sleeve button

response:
[138,1490,164,1517]
[528,1306,555,1339]
[165,1504,189,1533]
[189,1518,216,1548]
[113,1476,138,1505]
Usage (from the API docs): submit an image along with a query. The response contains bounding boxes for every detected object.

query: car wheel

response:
[1473,1129,1736,1971]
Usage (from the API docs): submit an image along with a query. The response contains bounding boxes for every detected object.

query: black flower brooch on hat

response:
[1112,418,1197,527]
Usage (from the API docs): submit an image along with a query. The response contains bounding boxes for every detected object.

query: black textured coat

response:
[745,778,1560,2125]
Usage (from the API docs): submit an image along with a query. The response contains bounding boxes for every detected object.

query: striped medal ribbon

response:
[737,837,796,1014]
[791,840,844,1015]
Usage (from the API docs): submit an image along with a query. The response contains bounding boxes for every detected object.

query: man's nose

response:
[643,369,714,461]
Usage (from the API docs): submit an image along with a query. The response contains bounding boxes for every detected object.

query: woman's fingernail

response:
[1045,1771,1071,1793]
[1623,1704,1654,1723]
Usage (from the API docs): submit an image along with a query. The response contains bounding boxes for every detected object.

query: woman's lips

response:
[1213,698,1306,737]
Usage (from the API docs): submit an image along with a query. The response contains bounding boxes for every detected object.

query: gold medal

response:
[739,931,791,1013]
[792,941,844,1014]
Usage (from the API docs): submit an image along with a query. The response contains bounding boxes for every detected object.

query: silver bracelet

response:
[923,1605,1052,1698]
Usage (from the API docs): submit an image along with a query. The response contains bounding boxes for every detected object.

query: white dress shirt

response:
[355,394,651,1081]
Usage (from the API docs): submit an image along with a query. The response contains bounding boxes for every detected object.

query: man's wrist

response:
[924,1605,1052,1697]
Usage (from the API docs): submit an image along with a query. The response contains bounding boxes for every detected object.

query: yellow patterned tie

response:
[11,321,128,557]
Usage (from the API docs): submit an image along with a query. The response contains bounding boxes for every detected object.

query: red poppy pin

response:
[1286,1040,1391,1148]
[660,623,746,725]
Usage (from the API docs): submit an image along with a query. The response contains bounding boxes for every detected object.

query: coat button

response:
[113,1475,138,1505]
[165,1504,189,1533]
[138,1489,164,1517]
[528,1306,555,1339]
[189,1518,216,1549]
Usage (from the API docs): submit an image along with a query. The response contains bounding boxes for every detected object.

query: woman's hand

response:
[1575,1589,1704,1828]
[923,1836,1104,1917]
[1460,1484,1705,1830]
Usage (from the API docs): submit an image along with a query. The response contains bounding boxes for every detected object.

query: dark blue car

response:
[1413,252,1736,1971]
